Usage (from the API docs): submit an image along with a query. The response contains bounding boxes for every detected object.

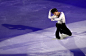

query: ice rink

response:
[0,0,86,56]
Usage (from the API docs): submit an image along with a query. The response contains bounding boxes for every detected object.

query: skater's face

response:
[53,12,59,16]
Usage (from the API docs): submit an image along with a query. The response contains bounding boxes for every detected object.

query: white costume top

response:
[48,10,66,24]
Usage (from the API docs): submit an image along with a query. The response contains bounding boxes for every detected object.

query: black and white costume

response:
[48,10,72,39]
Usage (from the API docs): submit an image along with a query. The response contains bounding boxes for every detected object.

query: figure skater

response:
[48,8,72,39]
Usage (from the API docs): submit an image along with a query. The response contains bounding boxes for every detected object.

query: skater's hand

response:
[49,9,52,11]
[50,9,52,11]
[51,18,54,21]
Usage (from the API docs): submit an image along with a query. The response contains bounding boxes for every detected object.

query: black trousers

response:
[55,23,72,39]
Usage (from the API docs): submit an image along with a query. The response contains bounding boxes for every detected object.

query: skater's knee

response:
[69,32,72,36]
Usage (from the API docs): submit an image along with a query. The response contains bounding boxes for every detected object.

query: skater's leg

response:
[59,29,63,34]
[61,23,72,36]
[55,23,61,39]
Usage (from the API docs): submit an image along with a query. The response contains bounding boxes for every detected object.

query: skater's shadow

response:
[2,24,42,31]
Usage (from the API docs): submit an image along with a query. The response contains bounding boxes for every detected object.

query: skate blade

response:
[52,38,62,40]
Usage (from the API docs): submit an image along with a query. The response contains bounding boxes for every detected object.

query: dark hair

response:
[51,8,58,13]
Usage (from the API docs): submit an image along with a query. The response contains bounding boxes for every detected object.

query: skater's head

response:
[51,8,60,16]
[51,8,58,13]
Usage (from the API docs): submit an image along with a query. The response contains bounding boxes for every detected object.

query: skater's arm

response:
[52,12,65,21]
[51,17,61,21]
[48,10,56,19]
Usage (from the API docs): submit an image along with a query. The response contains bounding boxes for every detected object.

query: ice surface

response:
[0,20,86,56]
